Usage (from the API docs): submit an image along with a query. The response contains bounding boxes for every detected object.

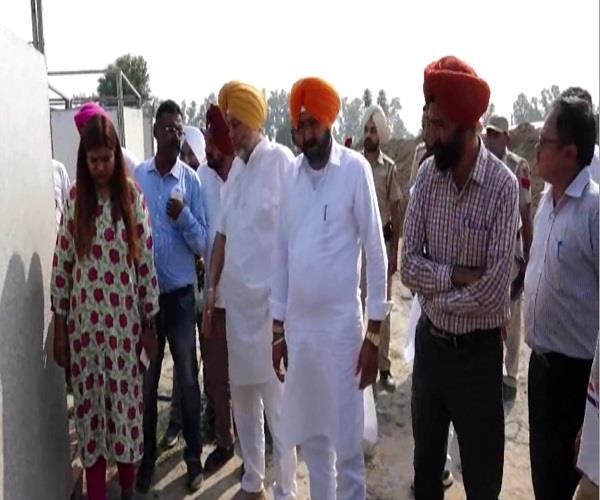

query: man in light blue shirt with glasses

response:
[134,99,208,494]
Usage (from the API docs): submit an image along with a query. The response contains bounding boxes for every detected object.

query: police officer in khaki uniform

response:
[360,104,402,392]
[485,115,533,401]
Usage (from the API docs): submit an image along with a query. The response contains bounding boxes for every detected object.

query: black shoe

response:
[162,421,182,449]
[135,460,155,494]
[502,380,517,403]
[204,445,235,475]
[187,461,204,492]
[410,470,454,492]
[380,370,397,393]
[441,469,454,488]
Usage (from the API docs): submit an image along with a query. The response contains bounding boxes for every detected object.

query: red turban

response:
[206,104,234,156]
[423,56,490,127]
[289,77,340,129]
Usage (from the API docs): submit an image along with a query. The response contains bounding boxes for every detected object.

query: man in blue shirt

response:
[134,100,208,494]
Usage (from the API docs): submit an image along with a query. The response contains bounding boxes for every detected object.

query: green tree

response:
[335,97,363,142]
[512,93,544,125]
[388,97,410,139]
[97,54,151,102]
[363,88,373,108]
[540,85,561,117]
[377,89,389,117]
[482,102,496,126]
[264,90,293,149]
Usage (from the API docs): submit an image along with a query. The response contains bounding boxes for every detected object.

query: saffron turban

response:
[218,81,267,131]
[289,77,340,129]
[206,104,234,156]
[183,126,206,164]
[361,104,391,144]
[74,102,110,132]
[423,56,490,127]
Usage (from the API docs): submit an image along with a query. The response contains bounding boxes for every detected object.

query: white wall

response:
[51,107,146,180]
[0,27,71,500]
[123,107,145,162]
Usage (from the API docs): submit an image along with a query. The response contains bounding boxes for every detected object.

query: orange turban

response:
[423,56,490,127]
[218,81,267,131]
[289,77,340,129]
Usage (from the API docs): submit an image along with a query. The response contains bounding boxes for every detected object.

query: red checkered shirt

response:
[401,143,519,334]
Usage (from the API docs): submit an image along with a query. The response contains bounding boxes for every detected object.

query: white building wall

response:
[0,27,71,500]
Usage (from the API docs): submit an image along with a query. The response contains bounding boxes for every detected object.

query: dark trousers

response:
[199,308,234,448]
[142,285,202,466]
[412,315,504,500]
[528,350,592,500]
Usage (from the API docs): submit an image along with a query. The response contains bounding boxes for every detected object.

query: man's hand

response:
[356,338,378,389]
[451,266,485,287]
[166,198,184,220]
[53,314,69,369]
[141,317,158,361]
[272,337,288,383]
[202,289,216,337]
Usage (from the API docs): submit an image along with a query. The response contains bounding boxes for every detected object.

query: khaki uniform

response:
[361,151,402,372]
[503,149,532,384]
[408,142,429,188]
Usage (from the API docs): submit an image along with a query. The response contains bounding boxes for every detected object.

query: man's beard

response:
[206,153,223,171]
[364,137,379,153]
[303,130,332,165]
[431,128,467,172]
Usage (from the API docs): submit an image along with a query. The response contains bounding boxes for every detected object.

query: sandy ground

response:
[86,273,534,499]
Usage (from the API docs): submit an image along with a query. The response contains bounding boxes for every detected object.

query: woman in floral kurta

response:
[51,114,159,500]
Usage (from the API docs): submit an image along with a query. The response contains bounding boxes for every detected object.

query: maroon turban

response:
[205,104,234,156]
[423,56,490,127]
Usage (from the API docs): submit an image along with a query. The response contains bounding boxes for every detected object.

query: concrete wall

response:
[123,107,145,162]
[0,27,71,500]
[51,107,146,180]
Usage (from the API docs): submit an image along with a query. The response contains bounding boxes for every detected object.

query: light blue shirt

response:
[524,167,599,359]
[134,157,208,294]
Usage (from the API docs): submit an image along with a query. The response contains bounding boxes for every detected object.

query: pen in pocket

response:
[323,204,328,221]
[557,240,562,258]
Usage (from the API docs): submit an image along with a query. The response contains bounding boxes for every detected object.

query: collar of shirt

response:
[540,166,592,211]
[241,137,268,167]
[297,139,343,177]
[433,138,488,188]
[565,166,592,198]
[361,149,385,167]
[148,157,183,179]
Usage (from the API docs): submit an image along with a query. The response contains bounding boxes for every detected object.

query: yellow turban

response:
[218,81,267,131]
[289,77,340,129]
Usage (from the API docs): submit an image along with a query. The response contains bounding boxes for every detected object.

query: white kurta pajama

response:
[271,141,391,499]
[217,138,297,498]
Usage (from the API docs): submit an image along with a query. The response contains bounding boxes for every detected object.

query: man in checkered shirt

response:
[401,56,519,500]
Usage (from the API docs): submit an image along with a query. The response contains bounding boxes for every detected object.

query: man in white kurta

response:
[204,81,297,500]
[271,78,390,500]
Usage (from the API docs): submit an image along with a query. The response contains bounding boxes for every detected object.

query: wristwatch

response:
[365,331,381,347]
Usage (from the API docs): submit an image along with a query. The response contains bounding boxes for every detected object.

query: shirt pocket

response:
[461,226,488,267]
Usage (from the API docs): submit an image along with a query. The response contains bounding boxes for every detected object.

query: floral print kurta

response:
[51,183,159,467]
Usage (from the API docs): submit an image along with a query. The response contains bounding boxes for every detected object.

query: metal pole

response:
[116,70,126,147]
[30,0,39,50]
[36,0,45,54]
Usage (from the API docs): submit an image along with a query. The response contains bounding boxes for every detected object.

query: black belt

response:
[422,315,500,348]
[160,284,193,299]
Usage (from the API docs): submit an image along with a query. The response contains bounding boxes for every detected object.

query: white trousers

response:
[230,378,297,499]
[300,435,365,500]
[504,297,522,384]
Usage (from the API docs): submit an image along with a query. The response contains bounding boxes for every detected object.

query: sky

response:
[3,0,599,135]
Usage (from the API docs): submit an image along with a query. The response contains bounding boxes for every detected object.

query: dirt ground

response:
[91,273,533,499]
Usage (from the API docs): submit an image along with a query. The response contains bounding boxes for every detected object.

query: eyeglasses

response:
[163,125,184,137]
[537,135,560,147]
